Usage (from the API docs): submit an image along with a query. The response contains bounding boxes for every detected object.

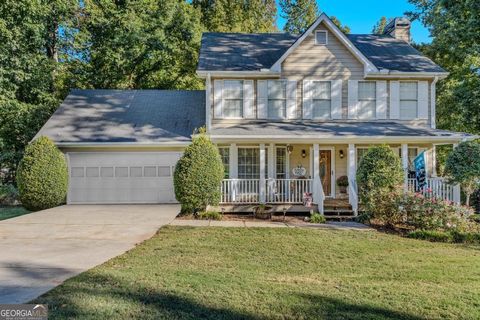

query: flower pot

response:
[254,205,274,219]
[339,185,347,194]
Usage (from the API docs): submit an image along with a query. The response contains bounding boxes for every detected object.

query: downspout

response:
[431,76,439,129]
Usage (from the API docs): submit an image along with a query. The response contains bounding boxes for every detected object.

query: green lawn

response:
[0,206,30,221]
[35,227,480,319]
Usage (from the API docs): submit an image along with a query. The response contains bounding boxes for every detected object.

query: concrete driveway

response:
[0,204,179,304]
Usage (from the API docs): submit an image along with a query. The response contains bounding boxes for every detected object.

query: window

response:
[400,82,418,119]
[358,81,376,119]
[238,148,268,179]
[276,147,287,179]
[223,80,243,118]
[315,31,328,45]
[158,166,171,177]
[130,167,143,177]
[100,167,114,177]
[144,166,157,177]
[86,167,99,177]
[71,167,84,178]
[398,148,419,171]
[115,167,128,177]
[219,147,230,178]
[268,80,286,119]
[312,81,331,119]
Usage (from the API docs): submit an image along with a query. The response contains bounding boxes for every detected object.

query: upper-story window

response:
[268,80,287,119]
[312,81,331,119]
[223,80,243,118]
[315,31,328,45]
[400,82,418,119]
[357,81,376,119]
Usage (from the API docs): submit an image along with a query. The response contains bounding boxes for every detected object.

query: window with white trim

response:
[397,147,419,171]
[312,81,331,119]
[276,147,287,179]
[238,147,268,179]
[400,82,418,119]
[357,81,376,119]
[218,147,230,178]
[223,80,243,118]
[315,30,328,45]
[267,80,286,119]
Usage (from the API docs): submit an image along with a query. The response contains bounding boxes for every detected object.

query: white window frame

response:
[357,81,376,120]
[237,146,269,179]
[222,80,244,119]
[311,80,332,120]
[315,30,328,45]
[275,146,289,179]
[399,81,418,120]
[267,80,287,120]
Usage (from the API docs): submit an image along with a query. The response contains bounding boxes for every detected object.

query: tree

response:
[192,0,277,33]
[407,0,480,134]
[16,137,68,211]
[445,141,480,207]
[372,16,388,34]
[174,129,224,214]
[279,0,318,34]
[330,16,350,34]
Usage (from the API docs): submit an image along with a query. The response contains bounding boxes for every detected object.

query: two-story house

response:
[36,14,475,213]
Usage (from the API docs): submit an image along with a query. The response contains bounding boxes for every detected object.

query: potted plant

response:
[336,176,349,194]
[254,204,274,219]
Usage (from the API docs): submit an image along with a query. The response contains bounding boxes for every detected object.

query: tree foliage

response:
[192,0,277,33]
[174,129,224,214]
[408,0,480,134]
[330,16,350,34]
[445,141,480,207]
[16,136,68,211]
[372,16,388,34]
[279,0,318,34]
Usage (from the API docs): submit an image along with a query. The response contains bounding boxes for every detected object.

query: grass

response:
[0,206,30,221]
[34,227,480,319]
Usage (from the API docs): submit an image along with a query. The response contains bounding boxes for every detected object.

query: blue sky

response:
[277,0,431,43]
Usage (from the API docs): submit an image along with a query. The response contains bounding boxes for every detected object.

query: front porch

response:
[217,142,461,214]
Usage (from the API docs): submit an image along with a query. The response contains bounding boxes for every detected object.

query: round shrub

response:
[356,145,404,225]
[16,136,68,211]
[174,129,224,214]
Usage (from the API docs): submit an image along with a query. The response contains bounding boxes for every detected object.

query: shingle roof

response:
[197,32,445,73]
[347,34,446,73]
[210,121,471,139]
[35,89,206,144]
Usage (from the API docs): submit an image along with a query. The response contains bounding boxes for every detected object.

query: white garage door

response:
[67,152,182,204]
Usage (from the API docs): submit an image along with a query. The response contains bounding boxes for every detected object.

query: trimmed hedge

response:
[408,230,480,244]
[174,129,224,213]
[16,137,68,211]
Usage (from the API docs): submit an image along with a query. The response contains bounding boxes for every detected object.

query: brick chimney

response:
[383,17,411,43]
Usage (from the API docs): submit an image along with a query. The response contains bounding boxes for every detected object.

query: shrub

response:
[399,192,475,232]
[408,230,480,244]
[0,184,19,205]
[197,211,223,220]
[174,128,224,214]
[444,141,480,206]
[16,137,68,211]
[309,212,326,224]
[356,145,404,226]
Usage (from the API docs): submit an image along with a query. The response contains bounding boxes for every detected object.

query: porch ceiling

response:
[209,121,475,143]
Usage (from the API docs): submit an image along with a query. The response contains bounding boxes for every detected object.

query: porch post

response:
[267,143,275,202]
[259,144,266,203]
[313,144,324,214]
[229,143,238,202]
[401,144,409,191]
[452,143,461,204]
[347,144,358,215]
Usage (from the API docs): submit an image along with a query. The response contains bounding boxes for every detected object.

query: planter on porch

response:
[253,204,274,219]
[336,175,349,194]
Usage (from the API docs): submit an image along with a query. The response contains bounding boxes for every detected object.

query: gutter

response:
[56,141,191,148]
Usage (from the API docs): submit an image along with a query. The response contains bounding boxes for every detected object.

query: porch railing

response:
[407,177,457,203]
[220,178,312,204]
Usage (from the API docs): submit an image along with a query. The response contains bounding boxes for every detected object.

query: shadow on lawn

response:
[33,272,426,320]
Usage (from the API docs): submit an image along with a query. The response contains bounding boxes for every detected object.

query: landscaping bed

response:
[0,206,30,221]
[34,226,480,319]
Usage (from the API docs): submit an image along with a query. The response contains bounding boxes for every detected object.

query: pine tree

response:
[279,0,319,34]
[372,16,388,34]
[330,16,350,34]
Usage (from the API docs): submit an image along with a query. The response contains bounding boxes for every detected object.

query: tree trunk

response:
[465,191,471,207]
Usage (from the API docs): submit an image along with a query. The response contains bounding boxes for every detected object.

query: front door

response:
[319,150,332,197]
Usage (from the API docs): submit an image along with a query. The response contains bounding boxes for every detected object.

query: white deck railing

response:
[407,177,457,203]
[221,178,312,204]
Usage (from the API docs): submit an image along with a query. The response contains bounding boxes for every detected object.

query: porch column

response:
[313,144,324,214]
[452,143,461,204]
[259,144,266,203]
[229,143,238,202]
[267,143,275,202]
[401,144,409,191]
[347,144,358,215]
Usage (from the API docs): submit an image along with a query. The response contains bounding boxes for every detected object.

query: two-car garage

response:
[67,152,182,204]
